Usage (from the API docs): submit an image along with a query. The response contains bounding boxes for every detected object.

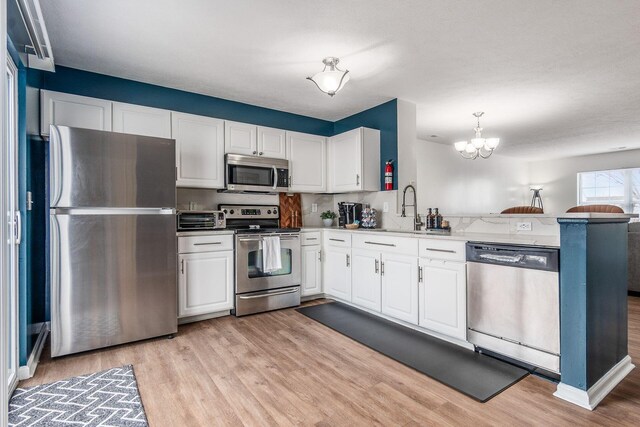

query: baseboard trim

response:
[554,355,635,410]
[18,322,49,381]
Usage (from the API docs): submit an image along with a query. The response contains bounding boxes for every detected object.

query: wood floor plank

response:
[18,297,640,426]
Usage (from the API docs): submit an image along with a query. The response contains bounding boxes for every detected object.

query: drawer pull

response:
[306,237,318,241]
[365,241,396,247]
[425,247,456,253]
[194,242,222,246]
[330,238,345,242]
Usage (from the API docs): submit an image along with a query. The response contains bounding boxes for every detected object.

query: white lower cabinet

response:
[351,249,382,311]
[381,253,419,324]
[178,235,234,318]
[418,259,467,340]
[323,247,352,301]
[301,245,322,296]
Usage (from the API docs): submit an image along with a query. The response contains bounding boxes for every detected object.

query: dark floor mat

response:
[297,302,529,402]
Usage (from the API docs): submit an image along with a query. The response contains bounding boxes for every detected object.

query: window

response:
[578,168,640,213]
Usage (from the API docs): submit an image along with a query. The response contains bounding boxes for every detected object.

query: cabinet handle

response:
[181,259,184,274]
[418,265,423,283]
[318,250,322,262]
[306,237,318,241]
[346,254,350,267]
[375,259,379,274]
[365,241,396,247]
[330,238,345,242]
[259,152,263,155]
[425,248,456,254]
[380,261,384,275]
[252,150,257,155]
[356,174,360,185]
[194,242,222,246]
[289,176,292,187]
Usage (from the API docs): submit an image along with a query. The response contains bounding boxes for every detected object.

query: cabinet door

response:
[172,112,225,188]
[225,121,257,156]
[301,246,322,296]
[41,90,112,136]
[286,131,326,192]
[351,249,381,311]
[178,251,234,318]
[257,126,287,159]
[419,259,466,340]
[381,253,419,324]
[323,247,351,301]
[328,128,362,193]
[112,102,172,138]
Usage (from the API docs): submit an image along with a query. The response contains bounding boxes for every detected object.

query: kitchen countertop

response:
[300,227,560,247]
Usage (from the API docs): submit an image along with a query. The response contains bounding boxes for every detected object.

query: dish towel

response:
[262,236,282,273]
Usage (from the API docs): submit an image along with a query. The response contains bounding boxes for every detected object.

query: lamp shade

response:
[308,69,350,95]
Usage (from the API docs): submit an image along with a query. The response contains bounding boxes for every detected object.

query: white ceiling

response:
[40,0,640,160]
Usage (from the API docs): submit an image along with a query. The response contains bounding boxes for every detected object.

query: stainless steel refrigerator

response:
[49,125,177,357]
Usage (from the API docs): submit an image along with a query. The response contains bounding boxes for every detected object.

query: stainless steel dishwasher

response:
[466,242,560,373]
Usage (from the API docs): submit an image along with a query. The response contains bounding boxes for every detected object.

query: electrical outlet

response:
[311,203,318,213]
[517,222,532,231]
[383,202,389,213]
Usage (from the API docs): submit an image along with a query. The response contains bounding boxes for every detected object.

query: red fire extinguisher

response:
[385,159,394,190]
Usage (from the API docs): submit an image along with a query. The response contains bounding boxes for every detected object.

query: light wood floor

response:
[21,298,640,426]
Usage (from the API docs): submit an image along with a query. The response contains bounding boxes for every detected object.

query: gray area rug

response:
[9,365,148,427]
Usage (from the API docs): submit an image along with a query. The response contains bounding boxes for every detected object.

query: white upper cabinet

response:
[225,121,287,159]
[286,131,327,193]
[381,253,419,324]
[328,127,380,193]
[112,102,172,138]
[172,112,225,188]
[419,259,467,340]
[41,90,112,136]
[257,126,287,159]
[224,120,257,156]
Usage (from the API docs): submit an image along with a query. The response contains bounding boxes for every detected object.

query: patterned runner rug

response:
[9,365,148,426]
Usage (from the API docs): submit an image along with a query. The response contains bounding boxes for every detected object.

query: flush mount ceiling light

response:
[454,112,500,160]
[306,57,350,97]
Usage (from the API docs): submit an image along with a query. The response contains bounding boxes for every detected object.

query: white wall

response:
[528,149,640,213]
[415,139,530,214]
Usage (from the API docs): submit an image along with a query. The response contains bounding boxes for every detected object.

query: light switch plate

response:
[311,203,317,213]
[383,202,389,213]
[517,222,532,231]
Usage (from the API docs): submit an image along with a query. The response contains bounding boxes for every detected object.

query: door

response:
[50,211,177,357]
[172,112,225,188]
[257,126,286,159]
[112,102,172,138]
[301,246,322,296]
[286,131,326,192]
[179,251,234,317]
[323,247,351,301]
[3,56,19,397]
[381,253,419,324]
[49,126,176,208]
[40,89,112,137]
[235,234,301,294]
[225,121,256,156]
[351,248,381,311]
[328,128,362,193]
[419,259,466,339]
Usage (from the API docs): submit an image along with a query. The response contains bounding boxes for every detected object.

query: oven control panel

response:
[219,205,279,220]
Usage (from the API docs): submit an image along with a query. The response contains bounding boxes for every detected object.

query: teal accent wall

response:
[558,218,629,390]
[333,99,398,190]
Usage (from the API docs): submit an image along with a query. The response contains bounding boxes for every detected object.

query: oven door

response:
[236,233,301,294]
[225,154,289,192]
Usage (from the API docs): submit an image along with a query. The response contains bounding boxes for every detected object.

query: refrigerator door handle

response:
[49,215,61,353]
[50,125,64,206]
[50,207,176,215]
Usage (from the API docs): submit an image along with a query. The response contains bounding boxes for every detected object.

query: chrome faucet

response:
[401,184,423,231]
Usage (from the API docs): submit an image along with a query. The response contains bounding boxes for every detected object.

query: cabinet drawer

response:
[418,239,466,261]
[352,233,418,256]
[324,231,351,248]
[178,234,234,253]
[301,231,322,246]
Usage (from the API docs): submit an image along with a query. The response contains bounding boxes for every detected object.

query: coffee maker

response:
[338,202,363,227]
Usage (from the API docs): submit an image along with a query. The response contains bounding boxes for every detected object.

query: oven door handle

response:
[237,288,299,299]
[272,165,278,190]
[238,235,300,242]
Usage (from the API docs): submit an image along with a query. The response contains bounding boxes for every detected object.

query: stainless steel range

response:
[220,204,301,316]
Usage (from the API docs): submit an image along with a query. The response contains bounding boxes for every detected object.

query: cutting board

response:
[279,193,302,228]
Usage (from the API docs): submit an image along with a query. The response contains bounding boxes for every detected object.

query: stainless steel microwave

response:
[225,154,289,193]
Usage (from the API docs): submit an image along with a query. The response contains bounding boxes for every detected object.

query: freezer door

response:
[50,125,176,208]
[50,211,177,357]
